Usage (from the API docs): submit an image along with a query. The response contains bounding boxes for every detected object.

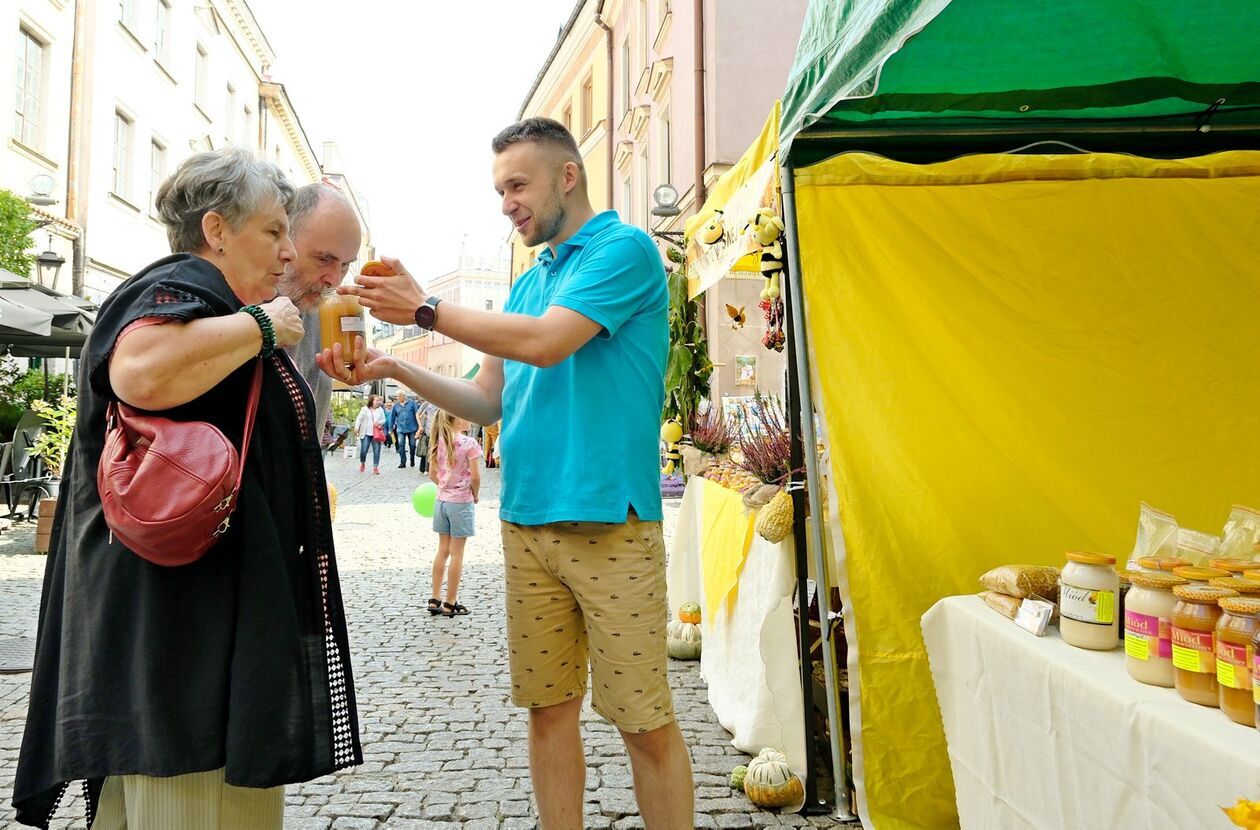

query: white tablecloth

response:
[922,595,1260,830]
[667,479,806,772]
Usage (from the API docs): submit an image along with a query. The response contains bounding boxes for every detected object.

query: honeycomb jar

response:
[1215,596,1260,726]
[1211,558,1260,576]
[1170,585,1237,707]
[1124,572,1188,687]
[1209,577,1260,597]
[1173,566,1229,584]
[1059,551,1119,651]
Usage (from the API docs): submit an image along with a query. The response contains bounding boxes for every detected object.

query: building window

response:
[225,83,235,142]
[580,75,593,137]
[194,45,209,113]
[639,152,650,228]
[561,103,572,133]
[485,299,494,311]
[620,40,631,113]
[14,29,43,148]
[621,176,633,224]
[154,0,171,63]
[639,1,649,67]
[119,0,136,27]
[242,104,253,147]
[659,98,672,186]
[150,139,166,211]
[113,111,133,199]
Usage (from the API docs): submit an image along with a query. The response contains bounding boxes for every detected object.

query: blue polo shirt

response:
[499,210,668,525]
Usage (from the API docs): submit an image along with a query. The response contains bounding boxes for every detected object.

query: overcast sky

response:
[250,0,578,280]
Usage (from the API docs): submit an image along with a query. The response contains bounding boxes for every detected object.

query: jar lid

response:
[1172,584,1237,602]
[1218,596,1260,616]
[1208,577,1260,595]
[1066,550,1116,566]
[1209,558,1257,574]
[1172,566,1229,582]
[1127,571,1188,590]
[1136,556,1189,572]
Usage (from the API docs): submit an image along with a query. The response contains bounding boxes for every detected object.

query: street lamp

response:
[35,246,65,289]
[650,183,685,244]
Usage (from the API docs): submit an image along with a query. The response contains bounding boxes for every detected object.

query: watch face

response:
[414,302,436,329]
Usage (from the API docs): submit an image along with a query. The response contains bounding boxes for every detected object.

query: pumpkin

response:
[678,602,702,625]
[730,765,748,790]
[743,747,804,809]
[666,619,701,660]
[754,489,794,543]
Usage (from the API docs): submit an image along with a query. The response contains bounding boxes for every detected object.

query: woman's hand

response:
[258,296,304,348]
[316,335,397,385]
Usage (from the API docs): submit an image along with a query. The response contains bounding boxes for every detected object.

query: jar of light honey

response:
[1059,551,1120,650]
[1170,584,1237,707]
[1124,571,1187,687]
[1215,596,1260,726]
[318,288,365,368]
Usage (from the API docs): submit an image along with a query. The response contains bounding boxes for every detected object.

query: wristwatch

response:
[413,296,442,331]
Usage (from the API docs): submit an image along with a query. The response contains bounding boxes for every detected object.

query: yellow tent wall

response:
[796,150,1260,828]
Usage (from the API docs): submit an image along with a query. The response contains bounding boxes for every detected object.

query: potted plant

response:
[30,394,77,498]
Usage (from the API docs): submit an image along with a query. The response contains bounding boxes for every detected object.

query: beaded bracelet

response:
[239,305,276,357]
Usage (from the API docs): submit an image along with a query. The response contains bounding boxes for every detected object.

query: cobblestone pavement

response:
[1,450,840,828]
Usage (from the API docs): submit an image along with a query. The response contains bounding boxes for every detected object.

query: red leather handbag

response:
[98,360,264,566]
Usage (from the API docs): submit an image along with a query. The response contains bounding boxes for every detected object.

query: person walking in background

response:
[416,403,433,474]
[391,391,420,468]
[427,411,481,618]
[483,420,501,469]
[354,395,385,474]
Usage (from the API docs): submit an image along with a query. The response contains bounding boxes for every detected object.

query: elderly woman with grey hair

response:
[12,147,361,830]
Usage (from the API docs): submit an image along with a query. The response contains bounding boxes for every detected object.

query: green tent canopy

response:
[781,0,1260,163]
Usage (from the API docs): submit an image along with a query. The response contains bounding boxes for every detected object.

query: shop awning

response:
[0,277,97,358]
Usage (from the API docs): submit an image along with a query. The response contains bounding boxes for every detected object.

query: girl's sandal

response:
[426,598,443,616]
[441,602,470,617]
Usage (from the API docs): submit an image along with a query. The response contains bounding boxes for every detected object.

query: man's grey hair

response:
[288,182,355,237]
[155,147,296,253]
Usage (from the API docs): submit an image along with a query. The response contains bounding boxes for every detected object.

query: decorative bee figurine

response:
[697,210,726,246]
[726,304,746,330]
[660,418,684,475]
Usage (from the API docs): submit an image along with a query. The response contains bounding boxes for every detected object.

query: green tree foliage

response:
[0,189,39,277]
[662,245,713,429]
[0,358,69,442]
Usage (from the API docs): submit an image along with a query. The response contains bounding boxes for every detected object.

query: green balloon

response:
[412,482,437,517]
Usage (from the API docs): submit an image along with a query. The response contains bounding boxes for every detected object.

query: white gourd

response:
[666,619,702,660]
[743,747,804,808]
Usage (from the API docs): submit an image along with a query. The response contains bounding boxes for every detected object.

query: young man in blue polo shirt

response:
[318,118,694,828]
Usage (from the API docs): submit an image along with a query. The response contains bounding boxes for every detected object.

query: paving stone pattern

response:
[1,452,842,828]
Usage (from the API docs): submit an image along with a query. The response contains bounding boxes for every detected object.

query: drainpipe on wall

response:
[594,0,615,209]
[66,0,93,298]
[693,0,707,208]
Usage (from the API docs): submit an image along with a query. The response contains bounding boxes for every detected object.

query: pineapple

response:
[755,489,794,543]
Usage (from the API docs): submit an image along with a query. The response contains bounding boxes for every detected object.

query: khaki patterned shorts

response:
[501,512,675,733]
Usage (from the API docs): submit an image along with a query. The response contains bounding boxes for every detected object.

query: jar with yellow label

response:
[1211,558,1259,575]
[1215,596,1260,726]
[1136,556,1190,573]
[1252,625,1260,735]
[1173,566,1229,584]
[1170,584,1237,706]
[1059,551,1119,650]
[1124,572,1188,686]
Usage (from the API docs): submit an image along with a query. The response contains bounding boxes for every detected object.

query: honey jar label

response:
[340,316,365,333]
[1214,642,1251,690]
[1170,627,1214,673]
[1123,611,1170,660]
[1060,584,1115,625]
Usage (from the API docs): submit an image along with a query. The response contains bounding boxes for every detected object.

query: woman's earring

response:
[218,246,225,254]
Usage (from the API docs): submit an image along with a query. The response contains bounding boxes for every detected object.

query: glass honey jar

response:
[1170,584,1237,707]
[1215,596,1260,726]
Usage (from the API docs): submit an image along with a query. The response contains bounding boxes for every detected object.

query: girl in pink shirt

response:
[427,411,482,618]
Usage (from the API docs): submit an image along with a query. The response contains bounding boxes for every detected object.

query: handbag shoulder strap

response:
[231,359,265,496]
